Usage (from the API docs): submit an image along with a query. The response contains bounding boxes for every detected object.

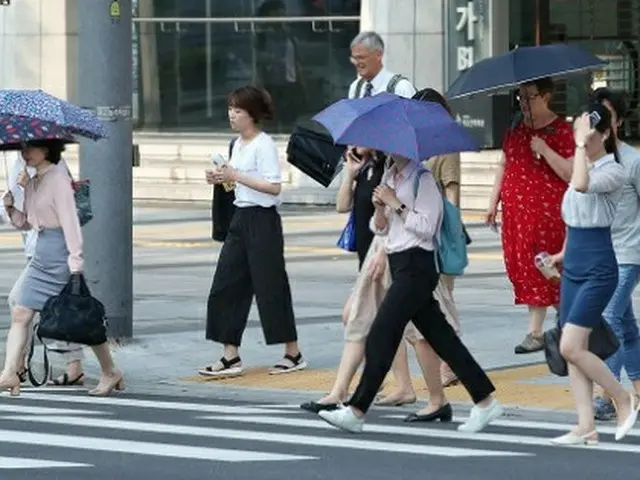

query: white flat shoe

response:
[550,430,598,446]
[457,399,504,433]
[318,405,364,433]
[615,394,640,441]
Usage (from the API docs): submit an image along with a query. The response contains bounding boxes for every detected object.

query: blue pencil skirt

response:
[560,227,618,329]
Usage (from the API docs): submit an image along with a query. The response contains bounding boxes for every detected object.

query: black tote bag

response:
[286,120,346,188]
[211,139,237,243]
[543,318,620,377]
[37,273,108,347]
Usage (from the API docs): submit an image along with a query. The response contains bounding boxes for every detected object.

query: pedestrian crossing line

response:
[0,456,92,470]
[18,387,86,393]
[381,414,640,439]
[0,405,110,416]
[200,415,640,455]
[382,414,640,437]
[253,404,307,409]
[0,429,315,463]
[4,415,532,458]
[12,393,295,415]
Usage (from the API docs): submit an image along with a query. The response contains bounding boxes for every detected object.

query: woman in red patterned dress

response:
[486,77,575,354]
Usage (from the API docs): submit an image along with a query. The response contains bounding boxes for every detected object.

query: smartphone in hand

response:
[211,153,227,168]
[589,110,602,129]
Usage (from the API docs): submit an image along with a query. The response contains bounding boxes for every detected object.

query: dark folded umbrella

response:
[446,44,607,99]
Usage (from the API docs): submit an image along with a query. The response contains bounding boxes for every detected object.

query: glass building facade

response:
[446,0,640,148]
[133,0,361,134]
[133,0,639,143]
[509,0,640,140]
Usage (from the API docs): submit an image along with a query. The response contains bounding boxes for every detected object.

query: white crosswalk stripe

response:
[0,456,91,470]
[1,391,638,471]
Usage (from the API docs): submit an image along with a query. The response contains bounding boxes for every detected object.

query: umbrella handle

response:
[2,154,9,190]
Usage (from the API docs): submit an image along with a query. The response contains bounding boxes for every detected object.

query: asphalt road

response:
[1,389,639,479]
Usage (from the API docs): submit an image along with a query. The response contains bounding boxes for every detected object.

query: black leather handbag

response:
[37,273,108,346]
[286,120,346,188]
[543,318,620,377]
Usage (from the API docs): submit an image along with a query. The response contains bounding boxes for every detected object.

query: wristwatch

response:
[395,204,407,215]
[576,140,586,149]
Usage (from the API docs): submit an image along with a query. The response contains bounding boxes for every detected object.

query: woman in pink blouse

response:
[0,140,123,396]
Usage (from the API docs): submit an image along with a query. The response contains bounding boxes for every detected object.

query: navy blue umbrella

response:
[445,44,606,99]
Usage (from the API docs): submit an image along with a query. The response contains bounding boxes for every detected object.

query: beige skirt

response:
[343,236,391,342]
[344,239,460,343]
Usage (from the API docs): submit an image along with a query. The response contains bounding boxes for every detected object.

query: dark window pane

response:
[138,1,361,18]
[508,0,640,140]
[135,18,360,133]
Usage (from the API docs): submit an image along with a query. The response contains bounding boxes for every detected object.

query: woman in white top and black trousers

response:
[548,104,639,445]
[317,154,503,433]
[199,86,306,377]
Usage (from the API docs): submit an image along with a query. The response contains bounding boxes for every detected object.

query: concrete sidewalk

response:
[0,204,629,412]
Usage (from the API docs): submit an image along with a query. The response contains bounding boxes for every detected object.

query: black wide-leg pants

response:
[349,248,495,413]
[206,206,297,346]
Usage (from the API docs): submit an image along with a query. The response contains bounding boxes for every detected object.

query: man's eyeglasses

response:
[515,92,541,102]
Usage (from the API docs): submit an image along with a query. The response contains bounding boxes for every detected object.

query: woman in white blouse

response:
[199,86,306,378]
[549,104,639,445]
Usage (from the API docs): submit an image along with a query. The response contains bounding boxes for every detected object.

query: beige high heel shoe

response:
[88,372,125,397]
[0,374,21,397]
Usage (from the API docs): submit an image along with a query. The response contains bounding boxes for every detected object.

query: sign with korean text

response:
[454,0,479,70]
[446,0,509,148]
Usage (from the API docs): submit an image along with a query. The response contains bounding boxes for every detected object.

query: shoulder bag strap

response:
[26,323,51,387]
[228,138,237,159]
[354,78,366,98]
[387,74,408,93]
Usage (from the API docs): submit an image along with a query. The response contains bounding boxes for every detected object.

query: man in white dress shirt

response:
[1,151,85,386]
[347,31,417,100]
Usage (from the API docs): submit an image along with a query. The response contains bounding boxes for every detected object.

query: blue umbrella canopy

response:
[313,93,480,162]
[445,44,607,99]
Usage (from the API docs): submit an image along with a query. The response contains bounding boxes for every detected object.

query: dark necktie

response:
[363,82,373,97]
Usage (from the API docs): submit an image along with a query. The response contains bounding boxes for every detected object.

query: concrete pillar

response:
[360,0,446,93]
[77,0,134,340]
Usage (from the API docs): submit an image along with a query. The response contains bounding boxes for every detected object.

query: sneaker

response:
[318,405,364,433]
[458,399,504,433]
